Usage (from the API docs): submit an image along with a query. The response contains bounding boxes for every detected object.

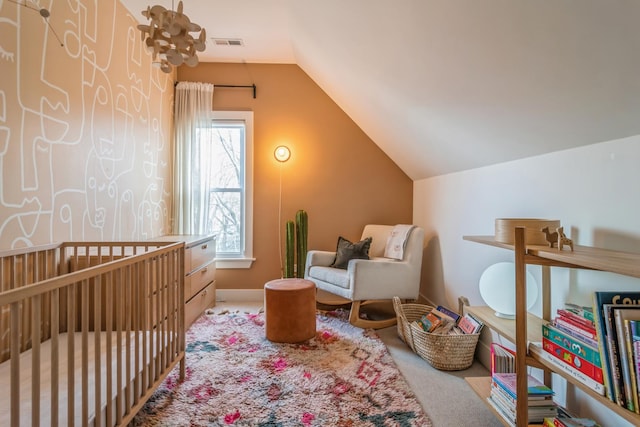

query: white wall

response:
[414,135,640,425]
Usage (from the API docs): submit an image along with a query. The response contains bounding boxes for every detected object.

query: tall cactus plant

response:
[284,220,295,278]
[295,210,308,278]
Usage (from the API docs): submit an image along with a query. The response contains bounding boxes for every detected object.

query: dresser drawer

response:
[185,280,216,328]
[186,238,216,272]
[185,259,216,301]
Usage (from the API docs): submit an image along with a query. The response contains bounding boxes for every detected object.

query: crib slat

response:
[10,302,20,427]
[32,294,41,427]
[105,271,113,427]
[94,276,102,427]
[51,289,59,427]
[81,277,89,427]
[67,283,76,427]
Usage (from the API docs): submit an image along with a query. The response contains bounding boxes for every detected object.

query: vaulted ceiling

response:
[122,0,640,180]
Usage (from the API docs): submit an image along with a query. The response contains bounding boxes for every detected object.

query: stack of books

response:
[528,304,606,396]
[487,372,558,425]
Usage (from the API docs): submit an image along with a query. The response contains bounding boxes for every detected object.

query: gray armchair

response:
[304,224,425,328]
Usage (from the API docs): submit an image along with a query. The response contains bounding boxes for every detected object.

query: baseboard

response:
[216,289,263,302]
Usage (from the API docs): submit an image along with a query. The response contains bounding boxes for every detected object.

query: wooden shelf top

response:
[463,235,640,278]
[466,305,544,344]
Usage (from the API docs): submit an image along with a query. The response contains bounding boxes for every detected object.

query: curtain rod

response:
[174,82,256,98]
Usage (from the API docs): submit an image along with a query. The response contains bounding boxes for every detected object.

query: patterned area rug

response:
[133,310,432,426]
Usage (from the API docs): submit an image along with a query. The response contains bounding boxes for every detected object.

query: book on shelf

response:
[491,342,516,375]
[563,303,595,323]
[602,302,640,409]
[613,307,640,413]
[542,323,602,368]
[554,316,598,341]
[557,309,596,330]
[492,372,554,399]
[631,320,640,415]
[591,291,640,403]
[491,379,555,405]
[541,338,603,383]
[552,417,601,427]
[529,342,606,395]
[551,318,599,349]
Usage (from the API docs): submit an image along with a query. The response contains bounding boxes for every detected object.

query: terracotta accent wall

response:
[179,63,413,289]
[0,1,173,248]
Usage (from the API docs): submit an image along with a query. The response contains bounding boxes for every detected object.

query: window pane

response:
[208,190,242,254]
[209,125,243,189]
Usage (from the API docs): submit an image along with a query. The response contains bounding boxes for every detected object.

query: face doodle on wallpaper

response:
[0,1,173,248]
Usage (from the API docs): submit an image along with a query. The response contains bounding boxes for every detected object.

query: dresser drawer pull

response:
[201,244,208,250]
[201,267,208,274]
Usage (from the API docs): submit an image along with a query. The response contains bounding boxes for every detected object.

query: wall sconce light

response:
[274,145,291,163]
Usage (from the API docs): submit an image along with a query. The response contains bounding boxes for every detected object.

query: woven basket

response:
[392,296,480,371]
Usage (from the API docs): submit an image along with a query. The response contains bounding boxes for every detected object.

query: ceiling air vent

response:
[212,38,244,47]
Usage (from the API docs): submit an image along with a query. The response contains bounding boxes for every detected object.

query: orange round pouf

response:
[264,278,316,343]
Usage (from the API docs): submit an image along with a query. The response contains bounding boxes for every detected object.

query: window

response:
[199,111,254,268]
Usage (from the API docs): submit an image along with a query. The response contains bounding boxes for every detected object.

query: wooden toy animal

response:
[541,226,558,248]
[557,227,574,251]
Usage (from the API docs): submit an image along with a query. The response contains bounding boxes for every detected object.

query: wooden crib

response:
[0,241,186,427]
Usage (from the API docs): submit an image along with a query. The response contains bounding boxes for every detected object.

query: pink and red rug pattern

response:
[133,310,431,426]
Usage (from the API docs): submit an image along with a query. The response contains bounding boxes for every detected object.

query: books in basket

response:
[529,342,605,395]
[415,306,459,334]
[458,312,483,334]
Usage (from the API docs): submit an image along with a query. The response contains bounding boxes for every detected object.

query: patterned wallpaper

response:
[0,0,174,248]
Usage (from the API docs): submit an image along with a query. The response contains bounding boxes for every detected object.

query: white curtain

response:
[172,82,214,234]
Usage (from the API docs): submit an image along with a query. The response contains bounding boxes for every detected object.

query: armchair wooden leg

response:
[348,300,397,329]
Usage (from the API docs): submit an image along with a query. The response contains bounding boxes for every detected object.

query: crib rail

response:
[0,242,186,427]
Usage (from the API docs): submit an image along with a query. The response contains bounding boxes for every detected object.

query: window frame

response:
[209,110,254,269]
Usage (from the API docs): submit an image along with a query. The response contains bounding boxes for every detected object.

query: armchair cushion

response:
[330,236,372,269]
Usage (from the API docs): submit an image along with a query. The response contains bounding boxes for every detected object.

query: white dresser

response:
[151,234,216,328]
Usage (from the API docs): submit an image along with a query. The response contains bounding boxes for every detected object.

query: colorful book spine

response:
[631,320,640,413]
[557,309,596,330]
[436,305,460,323]
[529,343,605,395]
[622,318,640,414]
[542,338,604,383]
[492,372,554,399]
[614,308,640,413]
[551,320,599,348]
[458,313,481,334]
[542,323,601,367]
[564,303,596,323]
[554,316,597,340]
[603,304,625,407]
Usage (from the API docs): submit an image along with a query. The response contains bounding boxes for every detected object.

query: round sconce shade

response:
[478,262,539,319]
[274,145,291,162]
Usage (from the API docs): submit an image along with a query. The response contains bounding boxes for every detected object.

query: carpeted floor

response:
[133,308,433,426]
